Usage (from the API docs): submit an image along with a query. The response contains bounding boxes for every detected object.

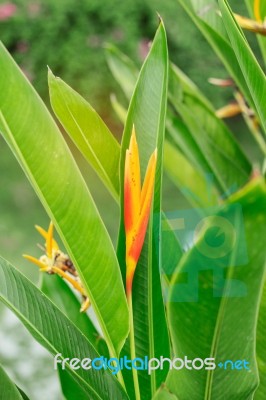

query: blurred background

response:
[0,0,262,398]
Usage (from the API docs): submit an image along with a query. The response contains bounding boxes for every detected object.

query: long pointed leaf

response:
[176,0,255,110]
[105,44,138,101]
[169,64,251,193]
[0,42,129,358]
[164,178,266,399]
[0,364,28,400]
[219,0,266,135]
[41,274,99,346]
[0,258,129,400]
[106,43,251,196]
[48,72,120,201]
[152,385,179,400]
[164,140,219,208]
[117,21,170,399]
[255,281,266,399]
[41,274,105,400]
[244,0,266,65]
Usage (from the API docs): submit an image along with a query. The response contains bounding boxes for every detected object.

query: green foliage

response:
[166,179,266,399]
[245,0,266,64]
[0,257,128,400]
[105,41,252,197]
[256,282,266,399]
[117,22,170,399]
[0,1,266,399]
[48,70,121,200]
[105,3,266,398]
[41,274,104,400]
[168,64,252,192]
[219,0,266,135]
[0,364,28,400]
[0,41,129,358]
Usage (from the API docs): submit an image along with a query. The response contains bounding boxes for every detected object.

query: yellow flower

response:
[124,126,157,295]
[254,0,262,23]
[215,102,242,119]
[234,0,266,35]
[23,222,90,312]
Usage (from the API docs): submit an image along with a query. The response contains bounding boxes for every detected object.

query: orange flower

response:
[124,126,157,295]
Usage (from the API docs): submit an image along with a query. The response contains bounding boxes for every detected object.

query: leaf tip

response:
[156,11,163,23]
[47,66,55,82]
[156,12,166,30]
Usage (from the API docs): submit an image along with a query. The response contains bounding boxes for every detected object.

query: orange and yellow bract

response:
[124,126,157,295]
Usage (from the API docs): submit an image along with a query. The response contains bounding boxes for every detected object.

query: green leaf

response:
[166,114,210,177]
[0,259,129,400]
[104,44,184,290]
[169,63,213,111]
[16,388,30,400]
[255,281,266,399]
[164,178,266,399]
[0,42,129,358]
[117,21,170,399]
[176,0,255,110]
[0,364,28,400]
[244,0,266,66]
[41,274,109,353]
[58,372,89,400]
[164,140,219,208]
[41,274,106,400]
[41,274,100,349]
[48,71,120,201]
[110,94,127,124]
[169,64,251,194]
[161,214,183,282]
[219,0,266,136]
[105,44,138,101]
[152,385,179,400]
[106,43,251,196]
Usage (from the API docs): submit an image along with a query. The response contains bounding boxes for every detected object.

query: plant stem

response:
[127,291,141,400]
[234,91,266,157]
[108,347,126,389]
[117,367,126,389]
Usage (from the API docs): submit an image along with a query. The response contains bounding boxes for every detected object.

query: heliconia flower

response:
[234,0,266,36]
[216,102,242,119]
[23,222,90,312]
[234,14,266,35]
[124,126,157,295]
[254,0,262,23]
